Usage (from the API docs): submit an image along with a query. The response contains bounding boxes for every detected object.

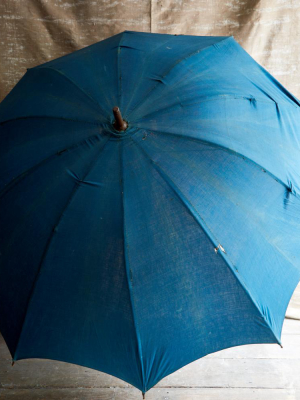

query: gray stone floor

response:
[0,317,299,399]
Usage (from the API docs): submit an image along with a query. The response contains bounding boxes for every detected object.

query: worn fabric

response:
[0,31,300,392]
[1,0,299,319]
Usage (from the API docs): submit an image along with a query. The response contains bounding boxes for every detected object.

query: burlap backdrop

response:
[0,0,299,318]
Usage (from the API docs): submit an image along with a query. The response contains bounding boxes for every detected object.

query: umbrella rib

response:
[13,135,110,360]
[0,132,105,200]
[236,65,300,109]
[127,36,231,118]
[117,32,126,107]
[138,127,290,193]
[120,140,146,392]
[122,34,179,116]
[130,136,282,346]
[132,94,275,122]
[137,129,300,274]
[34,66,108,116]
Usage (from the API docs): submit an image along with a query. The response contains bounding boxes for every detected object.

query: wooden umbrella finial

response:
[113,106,128,131]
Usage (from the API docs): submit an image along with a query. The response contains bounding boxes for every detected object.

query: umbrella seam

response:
[122,35,180,116]
[130,135,282,347]
[31,67,108,116]
[236,62,300,109]
[120,140,146,393]
[228,40,300,108]
[136,127,292,195]
[127,36,232,118]
[117,32,126,109]
[13,135,110,360]
[132,95,276,122]
[0,132,105,200]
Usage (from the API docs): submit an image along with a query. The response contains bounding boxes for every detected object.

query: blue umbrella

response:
[1,31,300,396]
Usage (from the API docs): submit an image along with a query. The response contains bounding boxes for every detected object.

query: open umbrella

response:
[1,31,300,396]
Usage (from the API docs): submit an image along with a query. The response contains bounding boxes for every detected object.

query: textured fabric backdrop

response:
[0,0,299,318]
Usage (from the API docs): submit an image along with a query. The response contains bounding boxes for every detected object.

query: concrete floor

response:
[0,316,299,399]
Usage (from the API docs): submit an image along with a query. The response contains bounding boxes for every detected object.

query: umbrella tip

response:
[142,392,145,399]
[113,106,128,132]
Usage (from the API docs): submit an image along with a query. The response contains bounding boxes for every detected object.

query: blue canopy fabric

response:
[0,31,300,394]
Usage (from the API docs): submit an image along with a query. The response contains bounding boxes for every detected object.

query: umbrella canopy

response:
[1,31,300,395]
